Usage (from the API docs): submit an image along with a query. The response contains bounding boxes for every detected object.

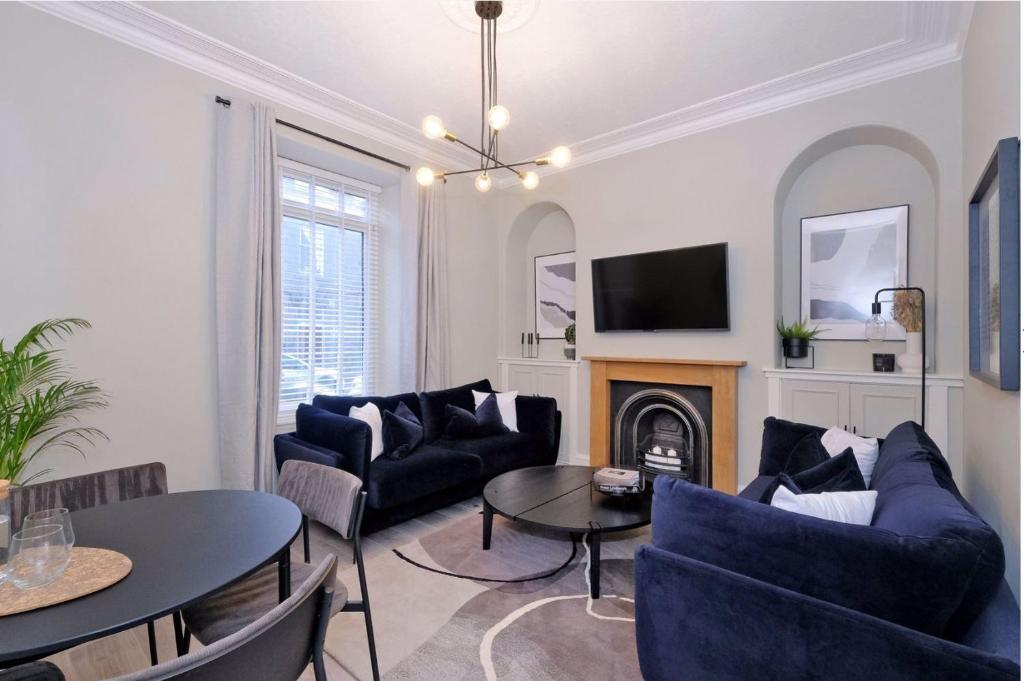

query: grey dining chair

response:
[107,555,337,681]
[181,460,381,681]
[10,462,169,666]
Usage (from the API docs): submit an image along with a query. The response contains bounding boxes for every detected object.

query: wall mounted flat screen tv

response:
[592,243,729,331]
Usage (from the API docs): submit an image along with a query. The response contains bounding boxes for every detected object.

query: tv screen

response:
[591,243,729,331]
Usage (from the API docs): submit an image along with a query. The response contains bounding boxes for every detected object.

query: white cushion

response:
[472,390,519,432]
[348,402,384,461]
[770,486,877,526]
[821,427,880,486]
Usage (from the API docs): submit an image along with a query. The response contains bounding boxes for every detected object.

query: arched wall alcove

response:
[502,201,576,359]
[771,125,942,370]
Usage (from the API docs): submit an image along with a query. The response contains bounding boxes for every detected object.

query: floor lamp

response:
[865,286,926,430]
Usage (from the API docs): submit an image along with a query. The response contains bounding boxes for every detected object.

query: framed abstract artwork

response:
[800,205,909,340]
[534,251,576,339]
[969,137,1020,391]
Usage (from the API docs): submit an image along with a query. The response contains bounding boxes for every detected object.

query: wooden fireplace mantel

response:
[584,357,746,494]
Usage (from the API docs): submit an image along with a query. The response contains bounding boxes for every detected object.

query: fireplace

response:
[586,356,745,494]
[611,382,711,486]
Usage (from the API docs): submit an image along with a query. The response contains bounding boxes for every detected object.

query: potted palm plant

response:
[776,318,826,359]
[0,319,108,484]
[564,323,576,360]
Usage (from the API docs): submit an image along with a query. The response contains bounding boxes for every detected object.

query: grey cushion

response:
[182,561,347,646]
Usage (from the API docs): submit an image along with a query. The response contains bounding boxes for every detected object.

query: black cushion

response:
[436,431,549,478]
[758,448,866,503]
[758,417,827,476]
[382,402,423,460]
[443,404,483,439]
[313,392,421,422]
[783,432,831,475]
[419,379,493,442]
[365,445,482,510]
[441,400,508,440]
[476,393,509,435]
[793,447,866,493]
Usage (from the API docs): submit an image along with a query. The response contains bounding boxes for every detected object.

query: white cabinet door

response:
[505,364,538,395]
[850,383,920,438]
[779,380,849,430]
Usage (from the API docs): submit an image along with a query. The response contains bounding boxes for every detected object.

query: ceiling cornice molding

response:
[24,0,476,171]
[27,0,973,189]
[495,2,974,187]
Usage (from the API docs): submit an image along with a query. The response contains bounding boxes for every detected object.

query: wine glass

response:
[9,524,69,589]
[22,508,75,549]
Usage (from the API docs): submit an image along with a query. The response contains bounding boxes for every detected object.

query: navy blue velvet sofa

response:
[274,379,561,533]
[635,421,1021,681]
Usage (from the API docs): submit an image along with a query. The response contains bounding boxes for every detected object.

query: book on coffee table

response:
[592,467,643,495]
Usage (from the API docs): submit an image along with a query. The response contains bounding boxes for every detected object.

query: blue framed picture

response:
[969,137,1020,391]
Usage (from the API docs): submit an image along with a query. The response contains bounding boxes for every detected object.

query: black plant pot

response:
[782,338,810,359]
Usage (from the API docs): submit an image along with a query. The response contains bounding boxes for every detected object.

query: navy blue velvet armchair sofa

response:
[635,420,1020,681]
[274,379,560,533]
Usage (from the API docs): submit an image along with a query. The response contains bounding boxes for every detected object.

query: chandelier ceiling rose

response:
[420,0,570,192]
[440,0,537,34]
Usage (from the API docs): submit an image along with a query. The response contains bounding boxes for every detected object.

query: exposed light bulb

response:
[521,171,539,190]
[487,105,511,131]
[475,172,492,193]
[421,115,447,140]
[864,302,888,341]
[548,145,572,168]
[415,167,437,187]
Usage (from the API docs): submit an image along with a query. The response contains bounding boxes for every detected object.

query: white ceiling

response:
[44,1,972,171]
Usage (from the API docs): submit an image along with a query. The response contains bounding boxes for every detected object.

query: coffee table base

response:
[482,502,606,599]
[481,466,650,601]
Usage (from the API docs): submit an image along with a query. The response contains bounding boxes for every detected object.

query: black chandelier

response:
[416,1,571,192]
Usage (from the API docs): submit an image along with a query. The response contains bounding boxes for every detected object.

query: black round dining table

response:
[0,490,301,667]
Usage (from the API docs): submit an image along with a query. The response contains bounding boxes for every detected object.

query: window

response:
[278,159,379,417]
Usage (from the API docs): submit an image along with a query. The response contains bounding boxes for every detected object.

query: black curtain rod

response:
[215,96,411,172]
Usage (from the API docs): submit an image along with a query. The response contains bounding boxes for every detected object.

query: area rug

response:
[323,513,648,681]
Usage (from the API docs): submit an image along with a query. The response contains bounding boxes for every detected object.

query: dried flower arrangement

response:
[892,291,923,333]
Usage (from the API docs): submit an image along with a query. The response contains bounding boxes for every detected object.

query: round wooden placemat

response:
[0,547,132,617]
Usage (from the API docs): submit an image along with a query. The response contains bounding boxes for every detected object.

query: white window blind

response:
[278,158,380,417]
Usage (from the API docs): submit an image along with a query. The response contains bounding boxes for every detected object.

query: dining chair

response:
[10,462,169,666]
[0,662,66,681]
[107,555,337,681]
[180,460,381,681]
[10,462,168,532]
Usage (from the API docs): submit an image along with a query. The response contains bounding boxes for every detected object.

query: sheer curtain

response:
[214,100,281,491]
[416,183,451,391]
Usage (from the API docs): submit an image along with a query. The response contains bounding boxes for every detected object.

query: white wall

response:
[960,0,1021,600]
[473,63,963,488]
[0,4,423,490]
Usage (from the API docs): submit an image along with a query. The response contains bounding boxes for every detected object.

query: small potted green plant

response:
[776,318,826,359]
[564,323,576,360]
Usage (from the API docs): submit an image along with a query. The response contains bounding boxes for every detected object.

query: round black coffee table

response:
[482,465,651,598]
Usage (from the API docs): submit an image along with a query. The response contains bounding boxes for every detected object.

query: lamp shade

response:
[865,302,887,341]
